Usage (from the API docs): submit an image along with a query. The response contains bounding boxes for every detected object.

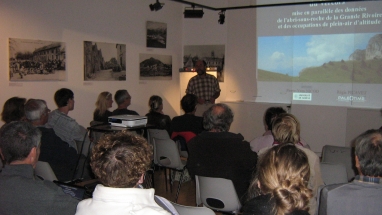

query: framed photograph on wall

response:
[139,53,172,80]
[184,45,225,82]
[9,38,66,81]
[146,21,167,48]
[84,41,126,81]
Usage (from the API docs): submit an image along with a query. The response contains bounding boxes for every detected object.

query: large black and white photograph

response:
[184,45,225,82]
[139,53,172,80]
[9,38,66,81]
[84,41,126,81]
[146,21,167,48]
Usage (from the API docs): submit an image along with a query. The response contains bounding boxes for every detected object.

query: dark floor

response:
[152,168,223,215]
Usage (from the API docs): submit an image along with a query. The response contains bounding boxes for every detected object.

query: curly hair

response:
[272,113,300,144]
[90,130,153,188]
[247,144,312,215]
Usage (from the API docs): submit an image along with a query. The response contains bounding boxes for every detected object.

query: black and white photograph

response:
[146,21,167,48]
[139,53,172,80]
[184,45,225,82]
[84,41,126,81]
[9,38,66,81]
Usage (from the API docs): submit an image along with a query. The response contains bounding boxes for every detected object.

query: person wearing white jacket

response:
[75,130,170,215]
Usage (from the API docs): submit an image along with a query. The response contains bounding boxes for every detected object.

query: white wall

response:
[0,0,184,128]
[1,0,380,154]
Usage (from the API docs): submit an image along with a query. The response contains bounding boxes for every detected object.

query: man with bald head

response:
[187,103,257,203]
[186,59,220,116]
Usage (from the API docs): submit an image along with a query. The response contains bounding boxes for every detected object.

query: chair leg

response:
[175,167,186,203]
[164,167,168,192]
[169,169,173,193]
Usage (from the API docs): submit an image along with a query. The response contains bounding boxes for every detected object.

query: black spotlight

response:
[218,10,225,24]
[149,0,163,11]
[184,6,204,18]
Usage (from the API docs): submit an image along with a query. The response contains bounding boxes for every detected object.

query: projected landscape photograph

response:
[258,33,382,84]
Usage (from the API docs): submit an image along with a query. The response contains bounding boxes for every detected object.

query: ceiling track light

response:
[150,0,164,11]
[184,4,204,18]
[218,10,225,24]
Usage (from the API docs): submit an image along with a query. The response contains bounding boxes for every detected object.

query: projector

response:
[108,115,148,127]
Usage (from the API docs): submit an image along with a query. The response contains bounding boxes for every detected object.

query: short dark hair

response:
[90,130,152,188]
[1,97,27,124]
[181,94,197,113]
[0,121,41,164]
[203,103,233,132]
[264,107,286,130]
[54,88,74,108]
[114,90,129,105]
[354,129,382,177]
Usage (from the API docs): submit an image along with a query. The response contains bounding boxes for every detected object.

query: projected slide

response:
[256,1,382,108]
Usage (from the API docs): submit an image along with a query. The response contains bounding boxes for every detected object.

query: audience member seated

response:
[0,121,79,215]
[241,144,312,215]
[46,88,90,156]
[259,113,323,215]
[93,91,113,123]
[111,89,139,116]
[75,130,171,215]
[187,103,258,203]
[250,107,310,152]
[317,129,382,215]
[171,94,204,139]
[145,95,171,134]
[1,96,27,124]
[25,99,80,181]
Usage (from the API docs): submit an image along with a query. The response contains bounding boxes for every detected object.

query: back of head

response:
[148,95,162,112]
[24,99,47,122]
[114,89,128,105]
[54,88,73,108]
[264,107,286,130]
[0,121,41,164]
[90,130,153,188]
[272,113,300,145]
[354,129,382,177]
[257,144,312,215]
[181,94,197,113]
[1,97,27,124]
[203,103,233,132]
[95,91,112,115]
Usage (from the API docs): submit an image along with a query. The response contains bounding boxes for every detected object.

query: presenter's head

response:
[195,60,207,76]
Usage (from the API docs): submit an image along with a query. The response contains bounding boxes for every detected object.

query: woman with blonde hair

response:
[93,92,113,123]
[241,144,312,215]
[258,113,323,215]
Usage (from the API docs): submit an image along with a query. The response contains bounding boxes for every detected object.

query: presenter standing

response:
[186,60,220,117]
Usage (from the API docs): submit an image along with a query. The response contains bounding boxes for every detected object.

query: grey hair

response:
[24,99,47,121]
[114,90,129,105]
[203,103,234,132]
[354,129,382,177]
[0,121,41,164]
